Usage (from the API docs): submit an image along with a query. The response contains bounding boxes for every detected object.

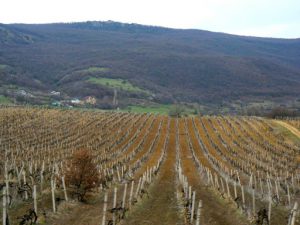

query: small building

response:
[71,98,83,105]
[50,91,60,96]
[18,90,27,96]
[17,90,34,97]
[84,96,97,105]
[51,101,61,107]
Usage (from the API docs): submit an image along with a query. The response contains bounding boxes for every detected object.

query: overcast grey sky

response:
[1,0,300,38]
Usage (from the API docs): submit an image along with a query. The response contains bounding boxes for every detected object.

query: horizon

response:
[1,0,300,39]
[2,20,300,40]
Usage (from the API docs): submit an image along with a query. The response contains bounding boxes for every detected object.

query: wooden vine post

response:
[101,192,108,225]
[234,182,237,199]
[2,187,6,225]
[33,185,37,214]
[195,200,202,225]
[62,176,68,201]
[23,170,28,200]
[226,178,231,198]
[289,202,298,225]
[241,185,245,208]
[287,184,291,207]
[129,181,134,209]
[268,194,272,224]
[4,162,9,197]
[113,187,117,225]
[252,188,256,215]
[122,183,128,209]
[191,191,196,223]
[51,179,56,212]
[40,169,44,193]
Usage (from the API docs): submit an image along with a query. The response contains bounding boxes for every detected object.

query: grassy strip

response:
[122,105,172,114]
[0,64,8,70]
[270,120,300,144]
[121,104,197,115]
[87,77,149,94]
[80,67,109,73]
[0,95,12,104]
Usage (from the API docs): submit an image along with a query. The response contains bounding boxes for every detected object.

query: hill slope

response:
[0,21,300,111]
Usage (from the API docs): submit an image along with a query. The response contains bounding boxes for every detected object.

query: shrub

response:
[266,107,299,119]
[65,149,99,201]
[168,104,185,117]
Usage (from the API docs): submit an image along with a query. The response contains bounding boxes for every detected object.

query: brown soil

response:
[178,119,250,225]
[121,118,185,225]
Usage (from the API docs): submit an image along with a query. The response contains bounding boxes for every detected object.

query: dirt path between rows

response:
[274,120,300,139]
[121,118,185,225]
[178,119,250,225]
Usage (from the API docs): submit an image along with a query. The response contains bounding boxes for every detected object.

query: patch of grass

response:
[269,120,300,145]
[80,67,109,73]
[0,64,8,70]
[4,84,19,89]
[123,105,172,114]
[0,95,12,104]
[121,104,197,115]
[87,77,149,94]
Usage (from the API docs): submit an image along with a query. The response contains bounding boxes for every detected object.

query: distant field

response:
[80,66,109,73]
[0,95,12,104]
[0,64,8,70]
[87,77,149,94]
[122,104,172,114]
[122,104,196,115]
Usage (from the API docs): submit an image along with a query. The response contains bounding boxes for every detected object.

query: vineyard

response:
[0,107,299,225]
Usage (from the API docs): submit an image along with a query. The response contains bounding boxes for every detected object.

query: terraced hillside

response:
[0,107,299,225]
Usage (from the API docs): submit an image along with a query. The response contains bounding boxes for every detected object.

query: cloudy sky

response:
[1,0,300,38]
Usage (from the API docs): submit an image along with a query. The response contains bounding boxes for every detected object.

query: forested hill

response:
[0,21,300,110]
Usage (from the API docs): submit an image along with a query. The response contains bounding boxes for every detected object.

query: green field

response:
[122,105,172,114]
[121,104,197,115]
[81,67,110,73]
[87,77,149,94]
[0,64,8,70]
[0,95,12,104]
[271,121,300,145]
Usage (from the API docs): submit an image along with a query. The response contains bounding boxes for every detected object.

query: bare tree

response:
[65,149,99,201]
